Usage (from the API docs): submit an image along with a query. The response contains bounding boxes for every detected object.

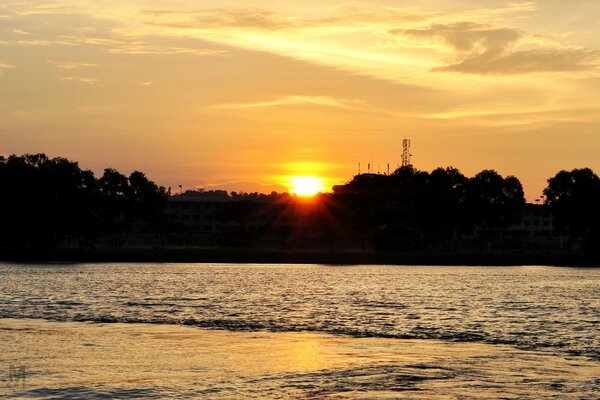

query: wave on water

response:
[1,263,599,362]
[3,312,598,361]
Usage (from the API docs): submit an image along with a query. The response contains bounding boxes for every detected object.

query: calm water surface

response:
[0,263,598,398]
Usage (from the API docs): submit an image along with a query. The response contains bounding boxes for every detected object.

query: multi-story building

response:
[165,191,321,247]
[509,203,555,238]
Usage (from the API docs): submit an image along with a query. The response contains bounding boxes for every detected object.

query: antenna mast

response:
[401,138,411,167]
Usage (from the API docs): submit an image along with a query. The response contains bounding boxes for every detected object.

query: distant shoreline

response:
[1,248,598,267]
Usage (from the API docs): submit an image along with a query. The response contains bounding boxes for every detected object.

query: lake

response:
[0,263,598,398]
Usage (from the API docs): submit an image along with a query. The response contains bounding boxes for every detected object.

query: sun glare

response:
[290,176,324,196]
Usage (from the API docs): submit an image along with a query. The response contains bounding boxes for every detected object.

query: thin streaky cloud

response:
[211,96,364,110]
[209,95,397,116]
[105,45,228,56]
[0,61,15,76]
[47,60,98,69]
[1,34,229,58]
[209,95,590,125]
[14,4,65,16]
[422,106,600,128]
[11,29,31,35]
[60,76,100,84]
[141,9,298,30]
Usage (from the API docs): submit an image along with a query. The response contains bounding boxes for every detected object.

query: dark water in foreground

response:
[0,263,598,360]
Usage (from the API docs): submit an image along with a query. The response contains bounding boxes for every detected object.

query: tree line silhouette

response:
[1,153,599,254]
[0,154,166,249]
[328,167,526,251]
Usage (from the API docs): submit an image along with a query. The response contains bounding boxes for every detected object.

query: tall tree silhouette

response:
[98,169,133,247]
[0,154,99,248]
[422,167,468,250]
[129,171,167,228]
[544,168,600,253]
[464,170,525,240]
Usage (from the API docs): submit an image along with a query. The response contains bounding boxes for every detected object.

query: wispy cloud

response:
[10,29,30,35]
[0,39,54,46]
[4,2,595,81]
[110,2,600,85]
[142,9,297,30]
[211,95,364,110]
[1,36,229,57]
[209,95,397,116]
[396,22,520,53]
[396,22,600,75]
[14,4,65,16]
[435,47,599,75]
[47,60,97,69]
[106,44,227,56]
[208,93,600,127]
[39,34,230,56]
[60,76,99,84]
[0,61,15,76]
[422,105,600,127]
[141,6,432,31]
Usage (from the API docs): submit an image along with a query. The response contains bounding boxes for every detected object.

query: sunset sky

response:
[1,1,599,199]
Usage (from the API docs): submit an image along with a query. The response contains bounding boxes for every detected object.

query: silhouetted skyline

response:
[2,153,599,257]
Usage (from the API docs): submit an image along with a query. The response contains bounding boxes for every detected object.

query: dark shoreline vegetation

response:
[1,153,599,265]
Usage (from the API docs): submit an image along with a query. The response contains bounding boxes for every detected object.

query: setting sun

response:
[289,176,324,196]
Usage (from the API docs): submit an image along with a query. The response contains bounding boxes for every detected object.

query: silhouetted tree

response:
[0,154,99,248]
[129,171,167,230]
[464,170,525,241]
[544,168,600,253]
[0,153,167,250]
[422,167,468,250]
[98,168,132,247]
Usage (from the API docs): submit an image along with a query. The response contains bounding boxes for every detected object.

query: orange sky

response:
[1,1,600,200]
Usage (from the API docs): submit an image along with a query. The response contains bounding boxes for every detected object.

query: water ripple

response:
[0,263,598,360]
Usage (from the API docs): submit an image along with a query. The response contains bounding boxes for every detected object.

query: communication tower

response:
[401,139,411,167]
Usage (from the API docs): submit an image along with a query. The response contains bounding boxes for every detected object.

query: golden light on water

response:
[289,176,324,196]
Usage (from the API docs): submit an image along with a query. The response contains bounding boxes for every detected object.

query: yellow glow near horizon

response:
[289,176,324,196]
